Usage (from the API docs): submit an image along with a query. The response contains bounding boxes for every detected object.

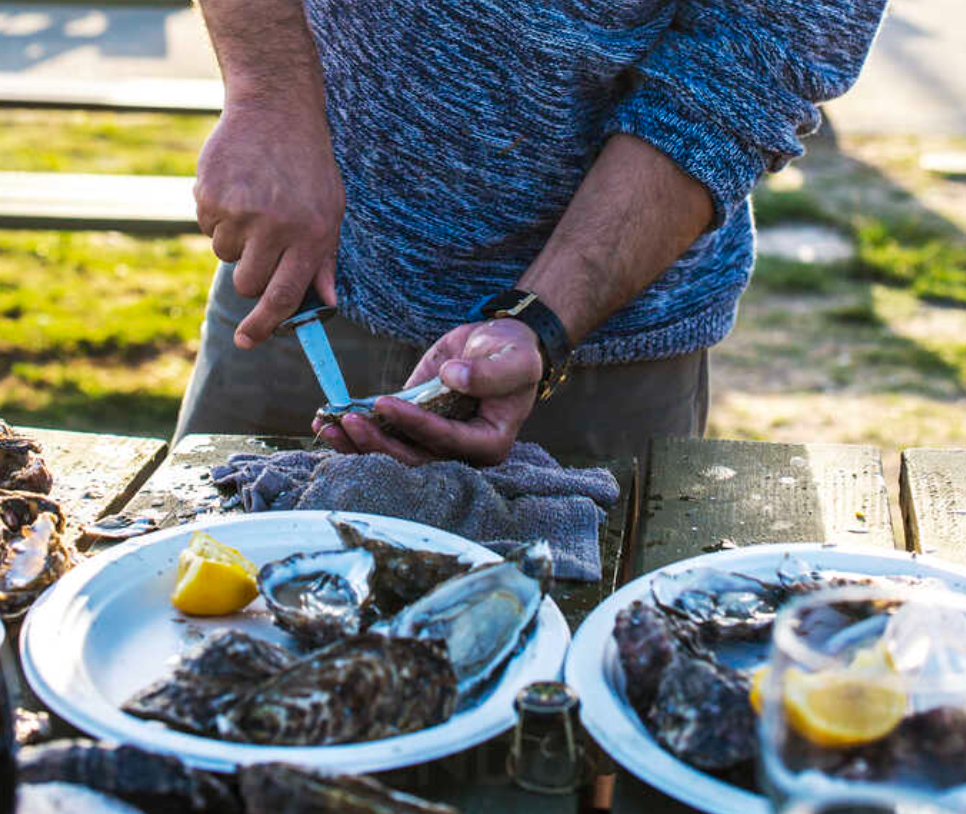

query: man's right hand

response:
[194,97,346,349]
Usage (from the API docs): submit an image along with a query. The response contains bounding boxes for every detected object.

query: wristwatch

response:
[471,288,572,401]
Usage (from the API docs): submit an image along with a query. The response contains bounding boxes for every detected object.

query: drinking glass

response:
[758,585,966,813]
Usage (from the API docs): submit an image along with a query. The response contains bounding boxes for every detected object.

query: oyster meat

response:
[122,629,296,737]
[0,488,63,542]
[651,567,785,642]
[219,634,456,745]
[18,738,242,814]
[239,763,460,814]
[388,541,549,705]
[0,510,75,619]
[316,376,477,438]
[258,548,379,647]
[0,420,52,494]
[331,515,472,614]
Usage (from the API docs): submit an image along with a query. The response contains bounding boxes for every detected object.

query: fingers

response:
[210,222,244,263]
[373,397,514,466]
[339,413,440,466]
[234,245,329,348]
[403,324,480,388]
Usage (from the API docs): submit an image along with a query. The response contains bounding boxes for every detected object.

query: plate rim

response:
[21,509,570,773]
[564,542,966,814]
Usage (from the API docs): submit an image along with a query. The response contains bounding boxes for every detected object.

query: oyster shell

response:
[258,548,379,647]
[388,542,549,705]
[0,488,64,541]
[316,376,477,438]
[650,567,785,642]
[218,634,456,745]
[239,763,460,814]
[0,420,52,493]
[0,511,76,619]
[331,516,472,615]
[17,738,242,813]
[122,629,296,736]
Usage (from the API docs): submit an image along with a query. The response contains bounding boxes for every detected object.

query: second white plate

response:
[565,543,966,814]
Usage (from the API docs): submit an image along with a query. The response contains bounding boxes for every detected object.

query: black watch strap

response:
[472,289,572,400]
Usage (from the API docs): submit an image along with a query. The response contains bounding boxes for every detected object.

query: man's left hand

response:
[314,318,543,466]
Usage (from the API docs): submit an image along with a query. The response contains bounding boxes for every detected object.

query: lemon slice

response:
[782,665,906,748]
[749,664,770,714]
[170,531,258,616]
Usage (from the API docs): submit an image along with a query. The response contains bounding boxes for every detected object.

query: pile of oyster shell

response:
[612,556,947,780]
[123,515,551,746]
[0,420,74,621]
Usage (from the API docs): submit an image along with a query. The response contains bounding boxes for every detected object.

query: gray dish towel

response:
[210,442,620,581]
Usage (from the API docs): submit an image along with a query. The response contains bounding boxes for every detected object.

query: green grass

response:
[0,110,216,175]
[0,230,213,436]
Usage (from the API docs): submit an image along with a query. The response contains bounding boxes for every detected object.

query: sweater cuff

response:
[601,84,768,229]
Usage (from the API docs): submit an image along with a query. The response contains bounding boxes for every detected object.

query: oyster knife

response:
[275,288,351,408]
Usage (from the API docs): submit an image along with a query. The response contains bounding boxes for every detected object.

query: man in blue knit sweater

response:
[176,0,888,464]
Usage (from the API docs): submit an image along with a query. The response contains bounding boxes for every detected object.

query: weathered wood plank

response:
[24,426,167,551]
[900,447,966,561]
[0,171,198,234]
[634,438,895,575]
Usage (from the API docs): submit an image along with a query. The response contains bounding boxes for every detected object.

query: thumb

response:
[439,342,542,399]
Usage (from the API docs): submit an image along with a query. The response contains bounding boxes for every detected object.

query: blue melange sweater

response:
[305,0,886,365]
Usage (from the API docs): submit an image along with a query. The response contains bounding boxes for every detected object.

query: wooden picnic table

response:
[11,427,965,812]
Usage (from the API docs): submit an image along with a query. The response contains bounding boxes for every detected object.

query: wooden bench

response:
[900,447,966,562]
[0,76,221,115]
[0,171,198,233]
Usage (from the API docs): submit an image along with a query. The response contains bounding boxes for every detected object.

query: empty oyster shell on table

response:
[0,509,76,620]
[0,420,53,494]
[315,376,477,438]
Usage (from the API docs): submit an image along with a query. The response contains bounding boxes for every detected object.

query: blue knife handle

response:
[275,287,337,335]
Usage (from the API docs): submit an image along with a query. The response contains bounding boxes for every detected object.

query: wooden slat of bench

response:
[633,437,895,575]
[900,447,966,561]
[0,171,198,233]
[21,426,167,551]
[0,76,221,114]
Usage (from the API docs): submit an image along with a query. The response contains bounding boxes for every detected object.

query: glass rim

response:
[772,582,966,671]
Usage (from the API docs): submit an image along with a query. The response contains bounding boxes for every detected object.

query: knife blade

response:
[275,288,351,408]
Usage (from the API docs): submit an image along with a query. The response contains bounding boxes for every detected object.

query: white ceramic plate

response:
[565,543,966,814]
[21,510,570,773]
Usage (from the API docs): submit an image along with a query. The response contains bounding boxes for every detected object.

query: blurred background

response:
[0,0,964,528]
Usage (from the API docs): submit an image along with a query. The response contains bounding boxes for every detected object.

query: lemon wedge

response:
[749,664,770,714]
[170,531,258,616]
[782,664,906,748]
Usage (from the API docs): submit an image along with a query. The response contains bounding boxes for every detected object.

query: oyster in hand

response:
[239,763,459,814]
[219,634,456,745]
[316,376,477,439]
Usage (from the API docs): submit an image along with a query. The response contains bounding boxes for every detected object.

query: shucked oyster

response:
[123,629,296,736]
[218,634,456,745]
[0,510,76,619]
[258,548,378,647]
[331,515,472,615]
[388,541,550,706]
[0,488,63,541]
[316,376,477,438]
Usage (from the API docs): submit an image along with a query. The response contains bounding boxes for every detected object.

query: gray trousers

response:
[174,263,709,459]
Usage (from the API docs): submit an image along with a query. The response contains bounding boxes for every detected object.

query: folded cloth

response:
[211,442,619,581]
